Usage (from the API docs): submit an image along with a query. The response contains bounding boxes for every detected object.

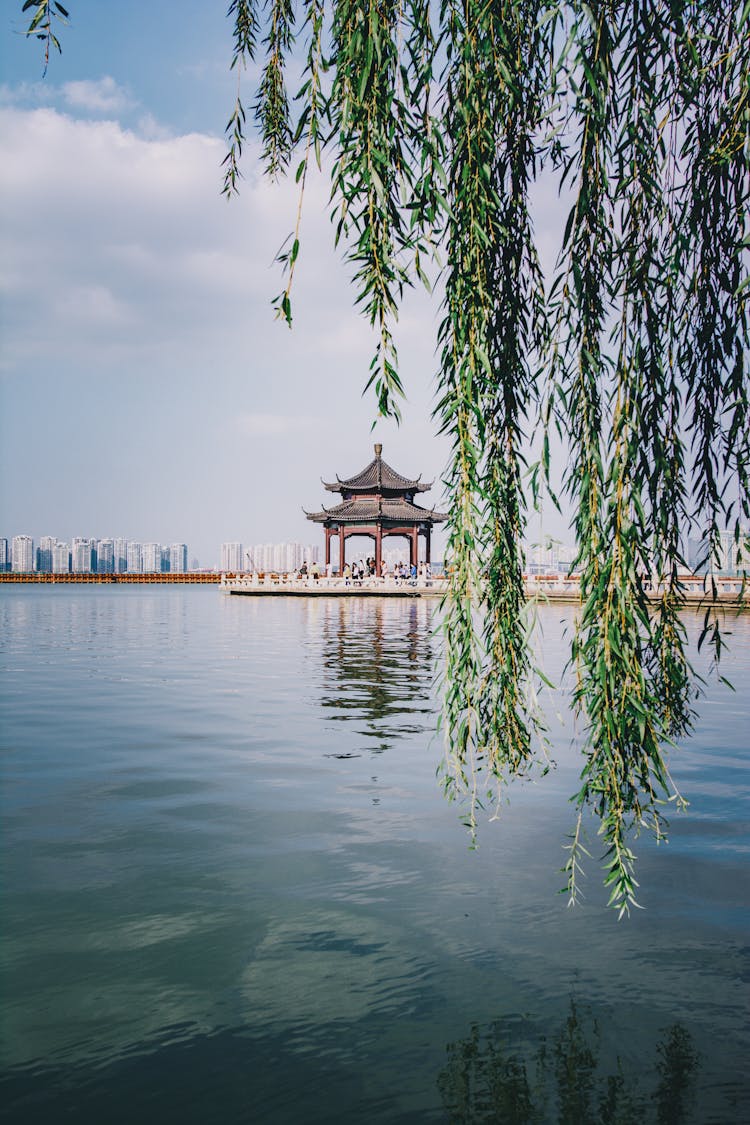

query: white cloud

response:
[0,80,49,107]
[0,101,441,382]
[0,99,460,554]
[55,283,134,327]
[61,76,134,114]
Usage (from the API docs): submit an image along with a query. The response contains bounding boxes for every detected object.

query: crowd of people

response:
[296,557,433,585]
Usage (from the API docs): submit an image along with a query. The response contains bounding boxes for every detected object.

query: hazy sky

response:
[1,1,571,565]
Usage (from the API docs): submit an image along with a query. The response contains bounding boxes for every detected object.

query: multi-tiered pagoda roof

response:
[306,444,446,570]
[306,446,447,527]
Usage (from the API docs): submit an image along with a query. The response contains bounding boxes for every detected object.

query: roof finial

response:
[374,443,382,457]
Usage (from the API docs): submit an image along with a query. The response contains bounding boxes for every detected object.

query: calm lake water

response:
[1,586,748,1123]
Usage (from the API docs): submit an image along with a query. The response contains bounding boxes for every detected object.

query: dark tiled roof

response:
[306,497,448,524]
[323,451,431,494]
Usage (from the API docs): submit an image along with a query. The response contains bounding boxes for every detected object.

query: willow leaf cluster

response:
[22,0,69,76]
[25,0,750,913]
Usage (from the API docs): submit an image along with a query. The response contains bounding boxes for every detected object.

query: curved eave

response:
[322,480,434,495]
[305,506,448,525]
[321,456,433,495]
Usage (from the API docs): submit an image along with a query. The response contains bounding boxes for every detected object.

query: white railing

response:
[221,571,746,601]
[524,574,746,599]
[221,572,446,591]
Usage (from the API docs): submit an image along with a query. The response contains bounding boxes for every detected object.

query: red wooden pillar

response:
[425,528,431,564]
[410,527,418,568]
[339,526,345,572]
[325,528,331,567]
[375,524,382,574]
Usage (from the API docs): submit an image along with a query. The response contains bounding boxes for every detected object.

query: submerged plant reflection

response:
[438,1000,700,1125]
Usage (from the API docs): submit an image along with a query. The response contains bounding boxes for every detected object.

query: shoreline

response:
[1,572,746,607]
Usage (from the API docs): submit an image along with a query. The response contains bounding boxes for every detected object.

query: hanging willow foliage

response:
[25,0,749,913]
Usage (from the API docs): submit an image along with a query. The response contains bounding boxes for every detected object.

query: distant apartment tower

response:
[142,543,162,572]
[37,535,56,573]
[248,543,267,572]
[256,544,275,572]
[718,528,750,574]
[52,541,70,573]
[221,542,244,572]
[12,535,34,572]
[0,538,8,572]
[71,538,93,573]
[247,542,319,573]
[96,539,115,573]
[688,529,749,575]
[169,543,188,573]
[126,542,142,573]
[383,546,408,569]
[114,537,128,573]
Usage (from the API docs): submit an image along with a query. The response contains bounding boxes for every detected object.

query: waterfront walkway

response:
[221,573,747,604]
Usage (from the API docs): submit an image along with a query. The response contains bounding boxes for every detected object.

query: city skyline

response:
[0,532,437,573]
[2,533,192,574]
[3,526,748,577]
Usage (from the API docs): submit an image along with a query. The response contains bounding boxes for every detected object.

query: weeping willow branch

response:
[24,0,750,912]
[22,0,68,76]
[222,0,260,198]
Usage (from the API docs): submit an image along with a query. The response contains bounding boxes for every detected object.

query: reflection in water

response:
[438,1001,700,1125]
[1,1000,704,1125]
[315,599,435,750]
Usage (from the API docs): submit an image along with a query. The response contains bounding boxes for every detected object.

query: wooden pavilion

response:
[305,444,447,572]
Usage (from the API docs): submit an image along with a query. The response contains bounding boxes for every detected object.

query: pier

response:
[221,572,748,605]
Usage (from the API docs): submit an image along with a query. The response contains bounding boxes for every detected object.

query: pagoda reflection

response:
[314,598,436,751]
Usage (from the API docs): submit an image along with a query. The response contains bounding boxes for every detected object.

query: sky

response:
[0,1,572,566]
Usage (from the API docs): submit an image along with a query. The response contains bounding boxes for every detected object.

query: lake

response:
[1,586,748,1123]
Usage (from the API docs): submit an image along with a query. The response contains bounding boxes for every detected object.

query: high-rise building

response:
[114,537,128,573]
[52,541,70,573]
[169,543,188,573]
[383,546,408,570]
[37,535,56,573]
[687,537,701,573]
[221,542,244,572]
[688,529,749,575]
[71,538,93,573]
[276,542,298,573]
[142,543,162,572]
[245,542,320,573]
[740,529,750,573]
[524,537,577,575]
[12,535,34,572]
[271,543,285,573]
[96,539,115,573]
[126,542,142,573]
[0,538,9,572]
